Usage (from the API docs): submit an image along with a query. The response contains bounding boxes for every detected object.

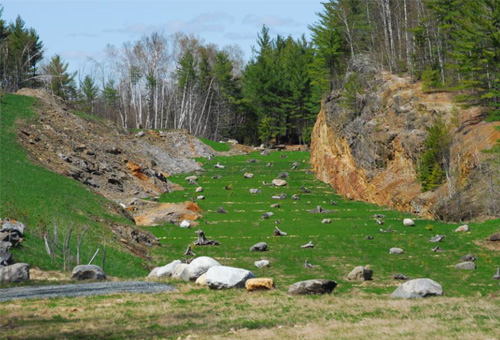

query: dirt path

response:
[0,281,176,302]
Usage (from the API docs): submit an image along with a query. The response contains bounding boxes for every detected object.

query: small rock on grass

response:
[403,218,415,226]
[390,247,404,254]
[455,261,476,270]
[254,260,270,268]
[347,266,373,281]
[246,278,274,291]
[455,224,469,232]
[288,279,337,295]
[250,242,268,252]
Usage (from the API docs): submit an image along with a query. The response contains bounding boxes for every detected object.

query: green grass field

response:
[152,150,500,297]
[0,93,147,278]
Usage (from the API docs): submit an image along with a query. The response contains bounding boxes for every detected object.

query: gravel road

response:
[0,281,176,302]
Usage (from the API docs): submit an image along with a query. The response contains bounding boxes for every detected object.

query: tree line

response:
[1,0,499,145]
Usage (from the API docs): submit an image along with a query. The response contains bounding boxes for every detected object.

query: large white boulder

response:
[205,265,255,289]
[171,263,189,279]
[156,260,182,278]
[0,263,30,283]
[181,256,221,281]
[391,278,443,299]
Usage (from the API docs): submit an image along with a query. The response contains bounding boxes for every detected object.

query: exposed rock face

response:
[310,56,500,221]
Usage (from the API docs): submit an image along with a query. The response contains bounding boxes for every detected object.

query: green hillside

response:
[0,93,147,278]
[152,150,500,297]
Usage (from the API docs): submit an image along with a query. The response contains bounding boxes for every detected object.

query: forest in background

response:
[1,0,499,145]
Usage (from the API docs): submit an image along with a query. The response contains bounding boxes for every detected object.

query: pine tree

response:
[42,55,76,100]
[81,75,99,112]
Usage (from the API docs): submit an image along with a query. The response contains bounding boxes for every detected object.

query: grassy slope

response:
[152,150,500,297]
[0,93,147,278]
[198,137,231,152]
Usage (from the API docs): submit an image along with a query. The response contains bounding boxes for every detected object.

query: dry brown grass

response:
[1,283,499,340]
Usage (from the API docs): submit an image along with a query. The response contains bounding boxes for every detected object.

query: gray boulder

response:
[0,263,30,283]
[429,234,445,243]
[288,279,337,295]
[71,265,106,281]
[250,242,268,252]
[347,266,373,281]
[455,261,476,270]
[403,218,415,226]
[391,278,443,299]
[156,260,182,278]
[1,219,26,237]
[181,256,221,281]
[249,189,261,194]
[205,266,255,289]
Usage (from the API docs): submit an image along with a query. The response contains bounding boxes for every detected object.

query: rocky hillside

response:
[15,89,219,207]
[311,57,500,221]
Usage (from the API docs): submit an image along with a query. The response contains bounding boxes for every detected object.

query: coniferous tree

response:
[42,55,76,100]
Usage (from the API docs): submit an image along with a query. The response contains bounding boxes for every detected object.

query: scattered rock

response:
[373,214,386,218]
[375,219,384,225]
[249,188,261,194]
[330,200,337,205]
[272,179,287,187]
[0,263,30,283]
[365,235,374,240]
[292,194,300,200]
[347,266,373,281]
[301,186,311,193]
[71,265,106,281]
[214,162,225,169]
[246,278,274,291]
[309,206,331,213]
[1,219,26,237]
[291,162,299,170]
[136,131,145,137]
[250,242,268,252]
[194,230,220,246]
[261,149,270,156]
[180,220,191,228]
[184,245,195,256]
[488,233,500,241]
[390,247,404,254]
[277,172,288,178]
[262,212,274,219]
[195,187,203,193]
[493,267,500,280]
[460,254,476,262]
[254,260,270,268]
[455,224,469,232]
[244,172,254,178]
[155,260,182,278]
[185,175,198,182]
[196,195,205,200]
[429,234,445,243]
[247,158,257,163]
[266,162,273,167]
[321,219,331,224]
[304,259,314,268]
[431,245,442,252]
[301,241,314,249]
[391,278,443,299]
[270,203,280,208]
[272,193,287,200]
[288,279,337,295]
[455,261,476,270]
[212,175,222,179]
[393,273,409,280]
[273,226,287,236]
[217,207,227,214]
[206,266,255,289]
[403,218,415,226]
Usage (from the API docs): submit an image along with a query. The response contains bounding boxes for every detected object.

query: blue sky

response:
[2,0,324,73]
